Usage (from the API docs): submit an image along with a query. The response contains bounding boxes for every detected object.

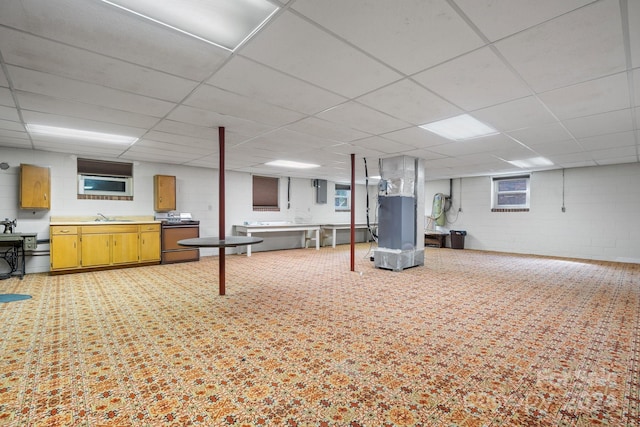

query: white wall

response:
[3,147,638,274]
[425,163,640,264]
[0,147,376,273]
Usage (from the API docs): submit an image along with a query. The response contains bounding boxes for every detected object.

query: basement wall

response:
[1,147,639,274]
[425,163,640,264]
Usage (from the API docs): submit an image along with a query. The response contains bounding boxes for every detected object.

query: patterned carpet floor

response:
[0,244,639,426]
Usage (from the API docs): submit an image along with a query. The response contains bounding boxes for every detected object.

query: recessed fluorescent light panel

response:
[266,160,320,169]
[507,157,554,168]
[26,124,139,145]
[100,0,279,51]
[420,114,498,141]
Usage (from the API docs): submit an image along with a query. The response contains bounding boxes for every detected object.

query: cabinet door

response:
[20,164,51,209]
[112,233,139,264]
[140,231,160,262]
[81,234,111,267]
[51,235,79,270]
[154,175,176,212]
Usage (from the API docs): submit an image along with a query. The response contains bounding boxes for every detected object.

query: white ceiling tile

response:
[350,136,417,155]
[0,137,31,149]
[506,123,574,146]
[494,0,626,92]
[16,92,160,129]
[0,88,15,107]
[0,0,229,80]
[184,84,305,127]
[233,134,317,155]
[589,145,638,163]
[0,28,199,103]
[323,142,386,159]
[8,66,175,117]
[0,68,8,87]
[291,0,484,75]
[239,11,401,98]
[123,145,212,163]
[121,150,202,165]
[316,102,410,135]
[0,129,28,140]
[382,127,452,149]
[152,120,223,142]
[284,117,369,143]
[209,56,346,115]
[473,96,558,131]
[546,151,596,166]
[428,133,530,157]
[525,140,583,156]
[21,111,145,138]
[634,69,640,106]
[562,109,635,139]
[0,105,20,122]
[0,0,635,181]
[0,119,25,133]
[30,137,129,157]
[538,73,631,120]
[396,148,448,162]
[595,156,639,166]
[139,132,217,154]
[455,0,594,41]
[629,0,640,68]
[576,131,636,151]
[165,105,274,139]
[413,47,532,110]
[357,79,461,125]
[260,128,343,150]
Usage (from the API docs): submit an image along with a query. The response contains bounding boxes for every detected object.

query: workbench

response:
[233,223,320,256]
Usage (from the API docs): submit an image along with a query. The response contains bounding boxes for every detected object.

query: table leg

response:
[315,229,320,250]
[332,229,337,248]
[247,232,252,257]
[20,242,25,279]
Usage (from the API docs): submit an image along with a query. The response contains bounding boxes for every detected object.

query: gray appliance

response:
[374,156,425,271]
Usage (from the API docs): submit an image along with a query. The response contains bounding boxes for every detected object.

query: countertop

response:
[50,215,159,226]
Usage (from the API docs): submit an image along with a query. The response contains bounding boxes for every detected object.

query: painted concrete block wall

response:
[424,163,640,264]
[0,147,375,273]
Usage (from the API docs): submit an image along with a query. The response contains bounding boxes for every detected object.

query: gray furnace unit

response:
[374,155,425,271]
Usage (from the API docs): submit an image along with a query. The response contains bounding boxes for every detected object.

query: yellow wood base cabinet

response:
[50,223,161,274]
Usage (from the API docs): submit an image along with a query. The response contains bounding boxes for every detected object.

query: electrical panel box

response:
[314,179,327,204]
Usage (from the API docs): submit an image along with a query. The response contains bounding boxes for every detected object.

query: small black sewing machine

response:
[1,218,17,234]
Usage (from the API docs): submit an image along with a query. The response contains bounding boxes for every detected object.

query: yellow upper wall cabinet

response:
[154,175,176,212]
[20,164,51,209]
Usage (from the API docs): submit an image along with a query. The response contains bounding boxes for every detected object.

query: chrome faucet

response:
[97,213,109,221]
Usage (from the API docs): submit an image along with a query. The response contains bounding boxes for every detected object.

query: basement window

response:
[253,175,279,211]
[77,158,133,201]
[491,175,530,212]
[335,184,351,212]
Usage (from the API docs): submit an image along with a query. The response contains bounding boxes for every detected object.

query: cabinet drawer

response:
[51,226,78,235]
[81,225,139,234]
[163,249,199,263]
[23,236,37,251]
[139,223,161,232]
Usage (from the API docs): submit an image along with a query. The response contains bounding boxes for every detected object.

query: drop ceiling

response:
[0,0,638,182]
